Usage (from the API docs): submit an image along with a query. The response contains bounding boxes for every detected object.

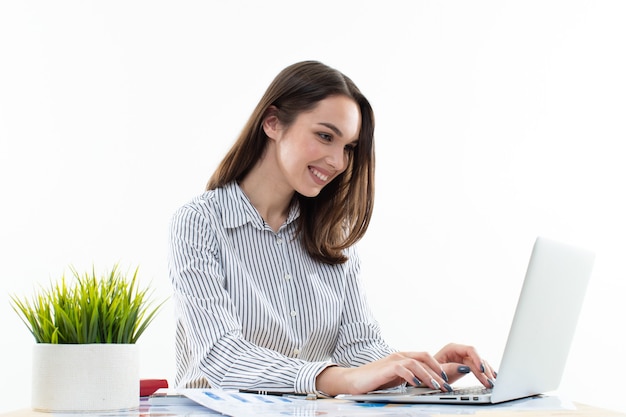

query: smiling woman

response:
[167,60,496,397]
[206,61,376,265]
[3,2,626,414]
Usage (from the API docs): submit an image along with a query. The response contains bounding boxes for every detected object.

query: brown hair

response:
[207,61,375,265]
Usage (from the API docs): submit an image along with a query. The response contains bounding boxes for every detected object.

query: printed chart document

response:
[181,389,315,417]
[179,388,576,417]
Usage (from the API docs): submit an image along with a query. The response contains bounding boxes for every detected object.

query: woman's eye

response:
[318,132,332,142]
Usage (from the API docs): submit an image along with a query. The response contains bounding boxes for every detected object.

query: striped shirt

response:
[168,181,394,394]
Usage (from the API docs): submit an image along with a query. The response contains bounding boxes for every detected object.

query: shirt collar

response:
[222,181,300,231]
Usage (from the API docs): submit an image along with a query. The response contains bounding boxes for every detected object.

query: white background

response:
[1,1,625,413]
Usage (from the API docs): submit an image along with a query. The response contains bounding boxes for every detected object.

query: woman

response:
[168,60,496,396]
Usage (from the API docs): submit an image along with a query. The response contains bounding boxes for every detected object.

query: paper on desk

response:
[180,389,316,417]
[181,388,444,416]
[180,388,576,417]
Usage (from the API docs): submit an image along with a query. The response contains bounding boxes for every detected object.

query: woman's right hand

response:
[316,351,452,396]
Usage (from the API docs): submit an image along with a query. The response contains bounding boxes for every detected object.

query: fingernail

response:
[441,371,449,383]
[443,383,453,393]
[413,377,422,386]
[457,365,471,374]
[494,371,498,378]
[488,378,495,388]
[430,379,441,390]
[480,363,486,373]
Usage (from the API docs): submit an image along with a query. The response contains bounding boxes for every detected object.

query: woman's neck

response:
[239,161,294,232]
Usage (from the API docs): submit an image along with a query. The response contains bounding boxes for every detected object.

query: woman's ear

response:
[262,106,281,140]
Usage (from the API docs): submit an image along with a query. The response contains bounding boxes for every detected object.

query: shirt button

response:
[290,310,297,317]
[284,273,292,281]
[276,237,283,244]
[293,348,301,356]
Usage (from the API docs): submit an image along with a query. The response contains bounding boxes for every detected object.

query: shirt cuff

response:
[294,361,337,395]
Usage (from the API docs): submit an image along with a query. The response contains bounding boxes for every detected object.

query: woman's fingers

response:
[461,356,497,388]
[394,352,453,392]
[440,362,471,384]
[433,343,497,389]
[345,346,495,395]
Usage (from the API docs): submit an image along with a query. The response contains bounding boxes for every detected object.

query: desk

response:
[1,401,625,417]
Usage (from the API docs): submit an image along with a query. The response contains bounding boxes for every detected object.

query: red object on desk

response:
[140,379,169,397]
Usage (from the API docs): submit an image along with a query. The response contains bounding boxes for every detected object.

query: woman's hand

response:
[316,343,495,396]
[434,342,497,389]
[316,350,452,396]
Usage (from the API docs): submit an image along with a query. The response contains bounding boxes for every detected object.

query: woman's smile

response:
[309,166,330,183]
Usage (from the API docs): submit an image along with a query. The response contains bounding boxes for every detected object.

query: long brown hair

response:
[207,61,375,265]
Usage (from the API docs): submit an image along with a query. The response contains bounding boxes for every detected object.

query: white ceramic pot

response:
[31,343,139,412]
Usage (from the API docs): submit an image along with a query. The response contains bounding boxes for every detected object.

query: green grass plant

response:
[10,264,164,344]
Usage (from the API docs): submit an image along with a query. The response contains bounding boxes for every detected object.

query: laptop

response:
[336,236,595,405]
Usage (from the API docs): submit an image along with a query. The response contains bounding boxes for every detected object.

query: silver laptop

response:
[337,237,595,405]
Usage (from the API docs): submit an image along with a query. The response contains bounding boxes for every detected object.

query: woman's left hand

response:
[433,342,497,389]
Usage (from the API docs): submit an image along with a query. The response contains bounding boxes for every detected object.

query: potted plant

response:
[10,264,164,412]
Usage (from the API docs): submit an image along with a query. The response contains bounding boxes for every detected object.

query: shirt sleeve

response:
[332,247,396,366]
[168,203,334,394]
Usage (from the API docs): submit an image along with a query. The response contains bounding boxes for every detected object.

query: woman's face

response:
[265,95,361,198]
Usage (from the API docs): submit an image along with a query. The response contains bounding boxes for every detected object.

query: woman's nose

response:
[326,145,346,172]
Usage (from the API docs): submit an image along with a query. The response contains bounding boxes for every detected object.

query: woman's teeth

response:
[310,167,329,182]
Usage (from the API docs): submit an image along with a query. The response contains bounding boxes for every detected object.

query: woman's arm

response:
[169,202,333,393]
[331,248,396,366]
